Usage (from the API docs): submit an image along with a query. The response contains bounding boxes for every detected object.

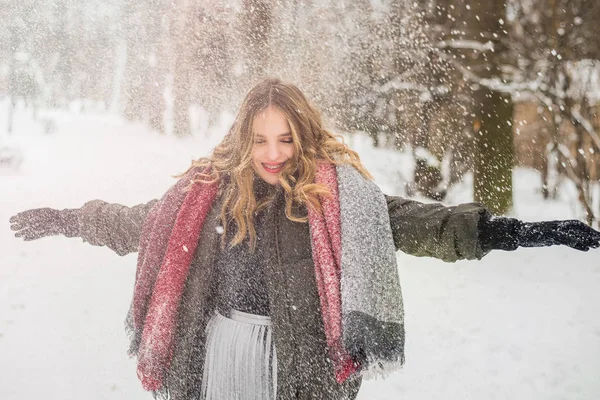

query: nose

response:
[267,143,280,160]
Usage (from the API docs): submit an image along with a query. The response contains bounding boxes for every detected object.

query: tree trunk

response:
[146,0,168,134]
[461,0,514,214]
[242,0,272,84]
[473,89,514,214]
[171,0,194,137]
[122,0,148,122]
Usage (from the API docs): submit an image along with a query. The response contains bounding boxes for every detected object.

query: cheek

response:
[284,146,295,159]
[250,147,262,164]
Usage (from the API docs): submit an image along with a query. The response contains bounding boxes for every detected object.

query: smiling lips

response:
[262,162,285,174]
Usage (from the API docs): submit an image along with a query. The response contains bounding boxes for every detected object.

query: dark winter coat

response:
[74,191,487,399]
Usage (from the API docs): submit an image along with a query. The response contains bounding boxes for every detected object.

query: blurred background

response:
[1,0,599,221]
[2,2,600,400]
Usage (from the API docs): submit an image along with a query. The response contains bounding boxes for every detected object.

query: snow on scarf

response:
[128,163,405,391]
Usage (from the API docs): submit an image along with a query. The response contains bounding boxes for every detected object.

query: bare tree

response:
[510,0,600,225]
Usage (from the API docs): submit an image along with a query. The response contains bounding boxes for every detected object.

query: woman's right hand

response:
[9,208,79,240]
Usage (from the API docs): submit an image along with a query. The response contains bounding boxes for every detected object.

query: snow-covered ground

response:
[1,105,599,400]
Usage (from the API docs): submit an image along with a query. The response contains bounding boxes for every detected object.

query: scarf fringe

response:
[360,355,406,381]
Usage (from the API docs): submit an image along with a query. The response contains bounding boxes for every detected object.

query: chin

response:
[263,176,279,185]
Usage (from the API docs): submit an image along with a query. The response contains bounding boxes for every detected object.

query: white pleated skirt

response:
[201,309,277,400]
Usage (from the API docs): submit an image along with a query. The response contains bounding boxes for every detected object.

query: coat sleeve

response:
[74,199,159,256]
[385,195,490,262]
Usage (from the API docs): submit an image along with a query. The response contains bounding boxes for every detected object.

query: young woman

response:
[9,78,600,400]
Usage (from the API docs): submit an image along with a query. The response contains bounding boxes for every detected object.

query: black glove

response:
[9,208,79,240]
[518,220,600,251]
[479,213,600,252]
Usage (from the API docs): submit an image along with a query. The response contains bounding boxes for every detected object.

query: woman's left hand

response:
[518,220,600,251]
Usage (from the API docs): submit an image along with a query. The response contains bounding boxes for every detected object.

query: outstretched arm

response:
[10,199,158,256]
[385,195,488,262]
[385,195,600,262]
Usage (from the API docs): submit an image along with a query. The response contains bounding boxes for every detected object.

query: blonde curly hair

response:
[182,78,372,250]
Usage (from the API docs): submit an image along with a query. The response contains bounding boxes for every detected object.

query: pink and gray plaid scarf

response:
[129,162,405,392]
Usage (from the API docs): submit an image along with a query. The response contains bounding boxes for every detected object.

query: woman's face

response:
[250,105,295,185]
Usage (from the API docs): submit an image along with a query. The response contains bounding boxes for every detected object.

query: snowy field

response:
[1,105,599,400]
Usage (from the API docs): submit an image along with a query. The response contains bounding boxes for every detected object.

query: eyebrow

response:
[254,132,292,137]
